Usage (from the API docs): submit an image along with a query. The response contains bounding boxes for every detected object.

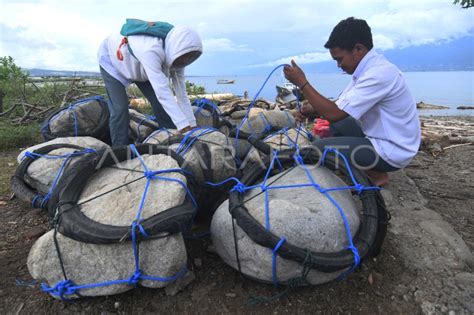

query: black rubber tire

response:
[11,143,88,210]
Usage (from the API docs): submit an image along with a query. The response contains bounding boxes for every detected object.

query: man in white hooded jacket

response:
[98,24,202,146]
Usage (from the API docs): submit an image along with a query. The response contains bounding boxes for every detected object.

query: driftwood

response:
[0,103,18,117]
[189,93,235,102]
[417,102,449,110]
[420,116,474,155]
[219,98,274,116]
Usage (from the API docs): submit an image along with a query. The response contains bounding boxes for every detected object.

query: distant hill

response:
[26,68,100,77]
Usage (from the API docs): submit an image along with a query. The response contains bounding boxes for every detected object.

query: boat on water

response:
[217,79,235,84]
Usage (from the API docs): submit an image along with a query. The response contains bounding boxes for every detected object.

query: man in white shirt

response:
[98,23,202,146]
[284,17,420,186]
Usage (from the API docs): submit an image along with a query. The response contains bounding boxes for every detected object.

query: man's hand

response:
[290,101,317,122]
[283,60,308,88]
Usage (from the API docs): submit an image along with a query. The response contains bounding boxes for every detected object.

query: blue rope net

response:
[41,144,195,300]
[227,147,380,287]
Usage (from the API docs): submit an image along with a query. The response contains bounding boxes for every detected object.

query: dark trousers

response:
[100,67,176,146]
[312,117,399,172]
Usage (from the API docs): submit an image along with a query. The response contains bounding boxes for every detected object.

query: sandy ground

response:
[0,115,472,314]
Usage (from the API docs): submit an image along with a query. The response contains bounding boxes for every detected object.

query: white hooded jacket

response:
[98,26,202,129]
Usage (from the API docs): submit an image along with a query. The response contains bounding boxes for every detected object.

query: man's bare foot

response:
[366,170,389,186]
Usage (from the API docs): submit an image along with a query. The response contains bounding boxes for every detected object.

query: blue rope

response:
[192,98,220,117]
[234,64,287,163]
[175,127,218,156]
[42,144,194,299]
[272,237,287,287]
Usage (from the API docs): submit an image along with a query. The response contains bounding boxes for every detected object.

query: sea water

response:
[188,71,474,116]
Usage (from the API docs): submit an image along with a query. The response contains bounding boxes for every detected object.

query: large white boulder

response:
[211,166,361,285]
[27,153,190,298]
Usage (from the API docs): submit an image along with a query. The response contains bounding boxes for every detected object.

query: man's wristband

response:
[300,81,309,91]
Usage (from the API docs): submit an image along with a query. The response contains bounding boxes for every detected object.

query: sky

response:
[0,0,473,75]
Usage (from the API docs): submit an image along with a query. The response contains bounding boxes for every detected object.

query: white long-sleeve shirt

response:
[98,25,202,129]
[336,50,421,168]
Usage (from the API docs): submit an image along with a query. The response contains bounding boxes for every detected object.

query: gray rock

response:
[27,154,190,298]
[48,99,105,136]
[211,166,361,284]
[28,231,187,298]
[18,137,109,194]
[193,107,215,128]
[239,109,296,136]
[246,128,313,165]
[143,129,180,145]
[169,129,236,183]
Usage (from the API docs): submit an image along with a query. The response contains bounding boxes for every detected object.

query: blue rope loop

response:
[175,127,218,156]
[192,98,220,117]
[128,270,142,286]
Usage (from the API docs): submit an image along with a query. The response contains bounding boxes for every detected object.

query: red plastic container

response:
[312,118,332,138]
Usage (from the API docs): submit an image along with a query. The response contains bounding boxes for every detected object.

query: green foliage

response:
[186,80,205,95]
[0,56,28,107]
[0,56,28,90]
[453,0,473,8]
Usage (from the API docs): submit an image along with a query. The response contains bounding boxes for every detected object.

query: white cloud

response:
[203,38,253,53]
[250,51,331,67]
[0,0,472,73]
